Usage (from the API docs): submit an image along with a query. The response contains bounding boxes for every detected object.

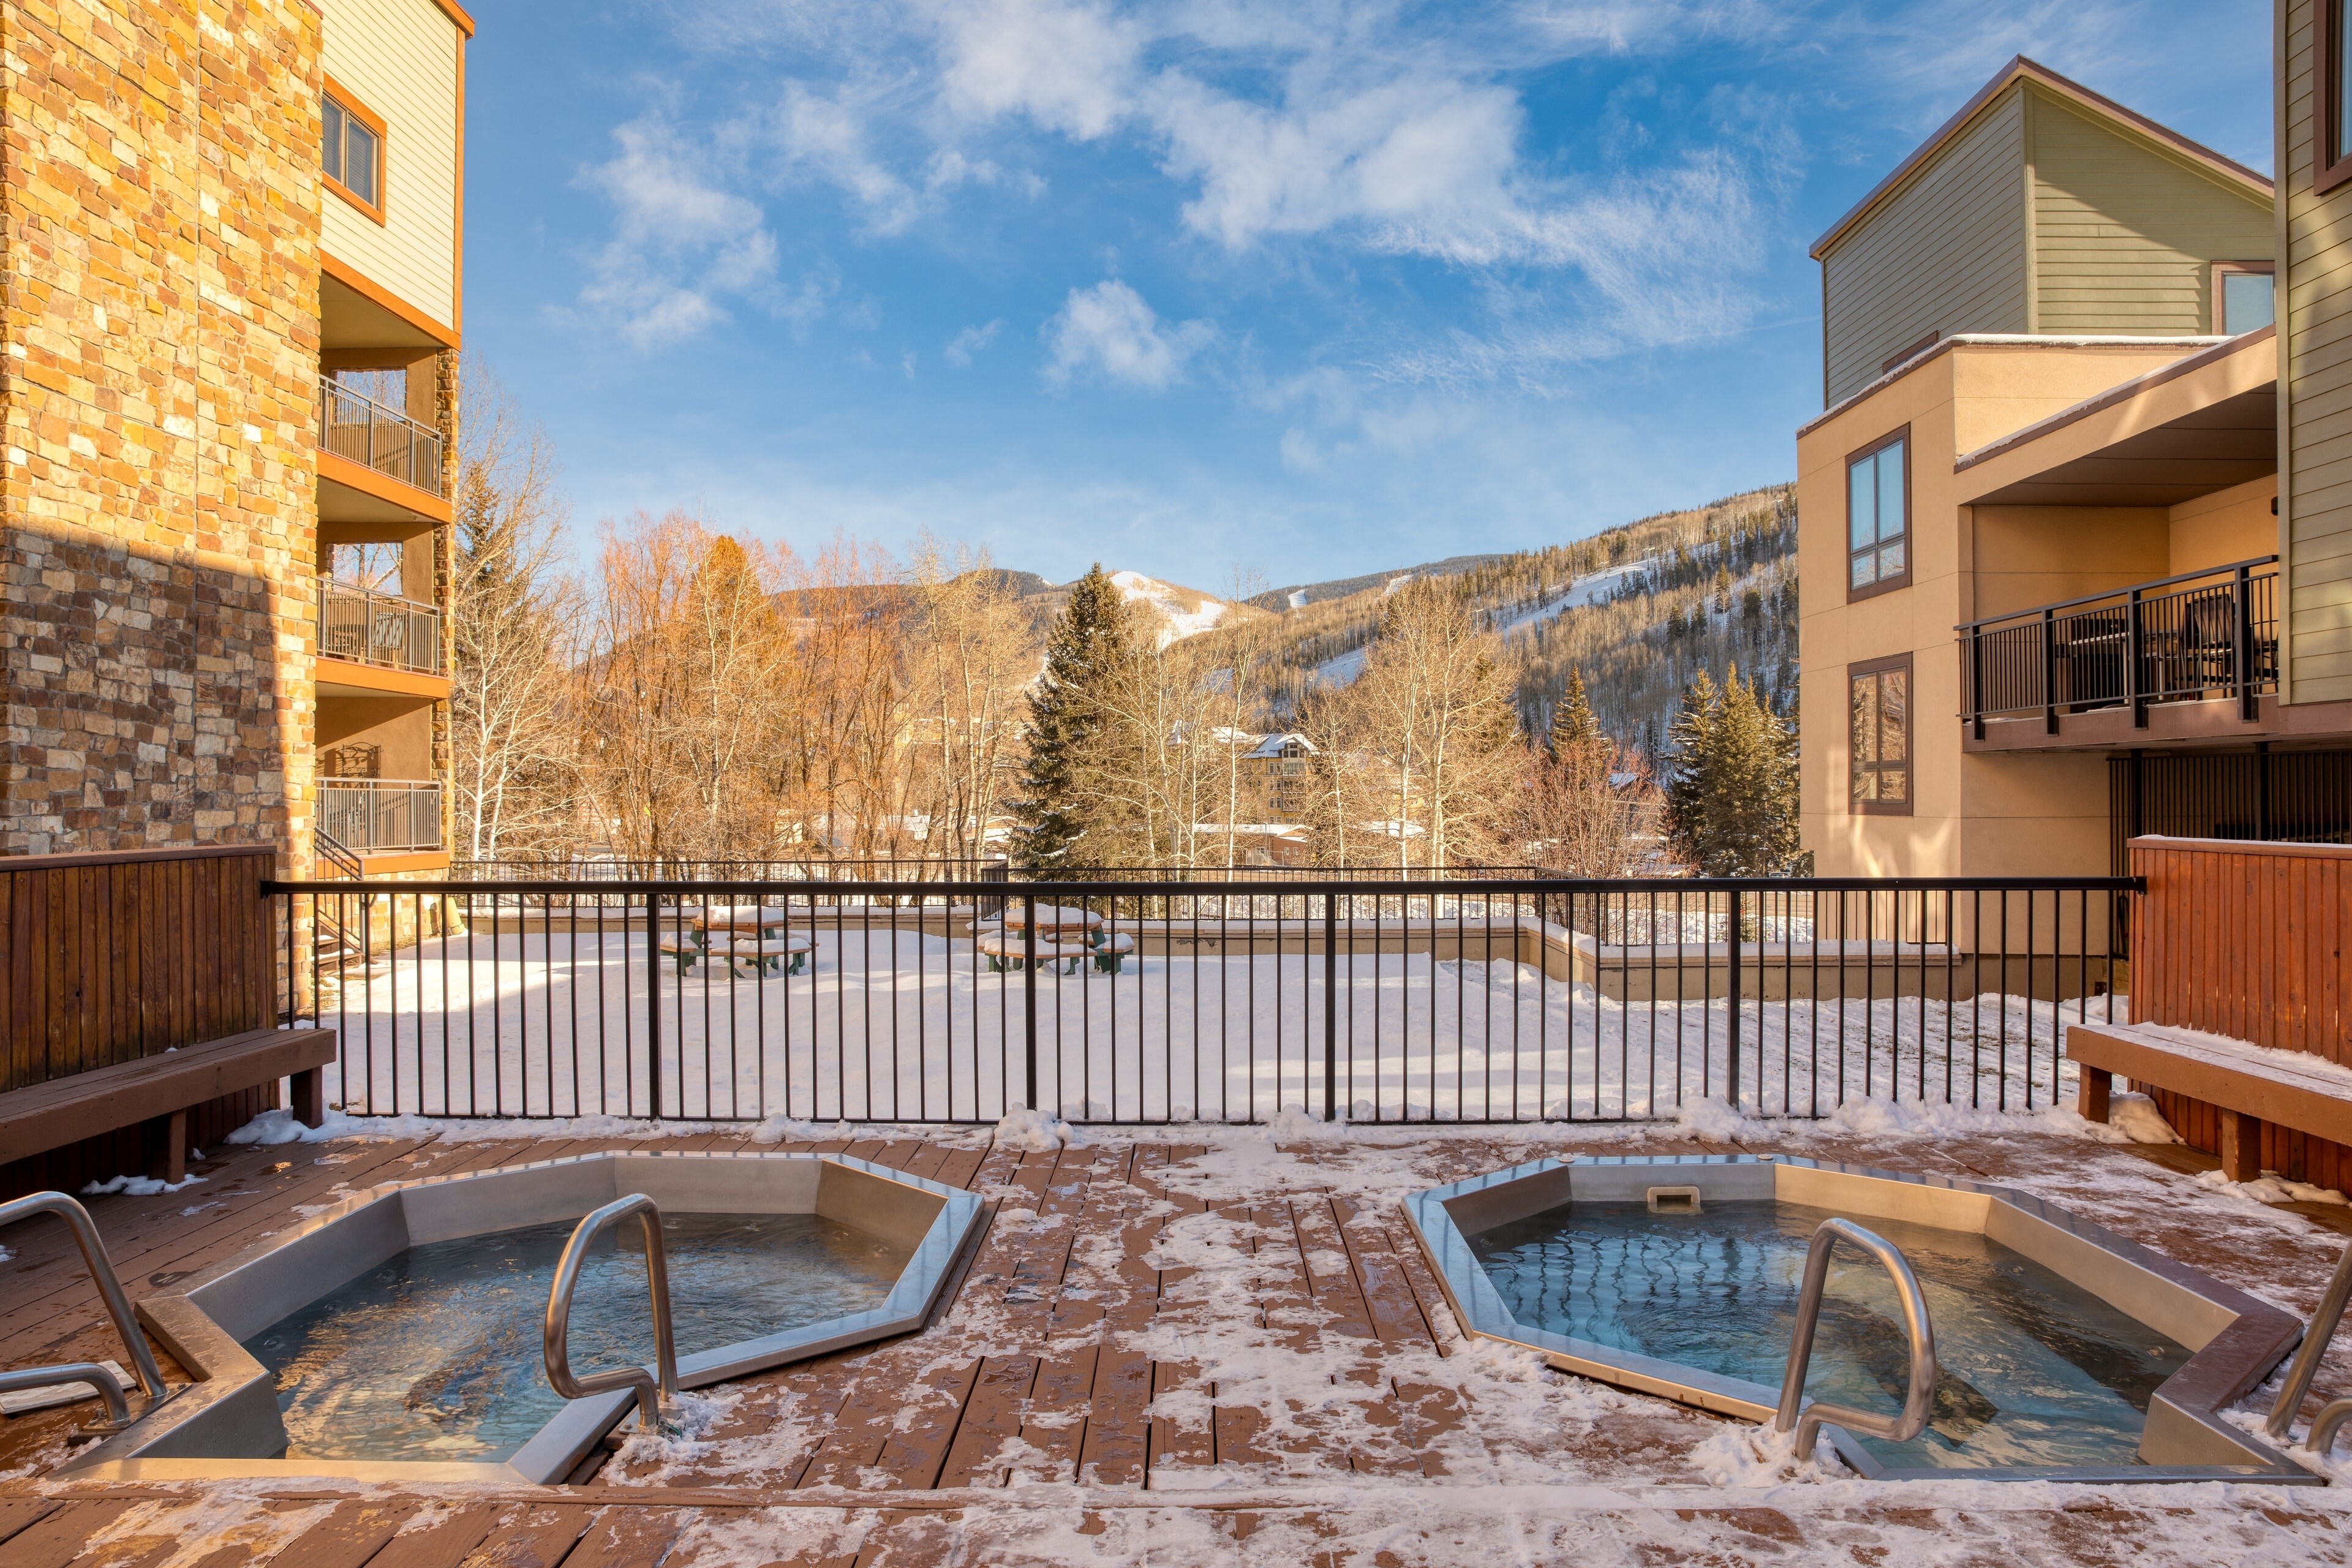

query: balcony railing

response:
[1958,557,2278,735]
[317,778,443,853]
[318,577,441,674]
[318,376,445,497]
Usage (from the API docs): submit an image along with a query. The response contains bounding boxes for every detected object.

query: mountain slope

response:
[1201,484,1797,755]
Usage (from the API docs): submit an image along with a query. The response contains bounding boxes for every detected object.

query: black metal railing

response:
[318,376,445,496]
[1959,557,2277,734]
[270,874,2133,1127]
[318,578,440,674]
[317,779,443,854]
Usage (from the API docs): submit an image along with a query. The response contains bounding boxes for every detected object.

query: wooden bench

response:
[0,1027,337,1185]
[2069,1019,2352,1182]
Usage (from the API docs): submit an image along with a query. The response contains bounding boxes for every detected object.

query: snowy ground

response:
[313,924,2105,1127]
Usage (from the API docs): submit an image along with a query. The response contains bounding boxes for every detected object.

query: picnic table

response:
[976,929,1136,974]
[659,929,814,977]
[986,903,1110,945]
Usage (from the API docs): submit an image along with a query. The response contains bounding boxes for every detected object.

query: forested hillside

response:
[1216,484,1796,756]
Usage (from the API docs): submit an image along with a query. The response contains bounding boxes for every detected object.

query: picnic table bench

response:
[0,1026,336,1185]
[2070,1019,2352,1182]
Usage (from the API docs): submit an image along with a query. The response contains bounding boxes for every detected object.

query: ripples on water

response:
[1471,1200,2188,1469]
[246,1213,908,1461]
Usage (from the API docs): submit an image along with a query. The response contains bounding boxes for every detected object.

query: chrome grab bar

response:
[0,1191,172,1430]
[1774,1217,1939,1461]
[543,1194,679,1436]
[2266,1235,2352,1451]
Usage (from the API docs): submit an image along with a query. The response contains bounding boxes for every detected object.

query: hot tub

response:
[1405,1153,2315,1482]
[66,1152,984,1483]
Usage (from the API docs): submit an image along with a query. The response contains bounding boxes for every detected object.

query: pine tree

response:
[1014,564,1130,873]
[1662,666,1800,876]
[1548,668,1605,762]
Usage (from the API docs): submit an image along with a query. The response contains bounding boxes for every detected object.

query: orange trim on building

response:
[318,448,457,524]
[321,252,459,349]
[432,0,475,37]
[451,36,464,337]
[314,657,452,701]
[356,850,454,875]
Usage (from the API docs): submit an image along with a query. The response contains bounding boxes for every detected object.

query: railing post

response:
[2127,586,2147,728]
[644,889,663,1120]
[1022,892,1038,1113]
[1323,890,1338,1122]
[1725,888,1743,1111]
[2236,563,2257,722]
[1969,625,1986,741]
[2041,608,2058,735]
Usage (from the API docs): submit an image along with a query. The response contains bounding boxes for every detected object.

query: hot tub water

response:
[245,1212,907,1461]
[1470,1199,2190,1470]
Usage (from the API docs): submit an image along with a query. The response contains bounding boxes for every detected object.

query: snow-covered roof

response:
[1245,731,1316,759]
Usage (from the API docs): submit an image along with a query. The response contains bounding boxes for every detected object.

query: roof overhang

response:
[1952,328,2275,508]
[1811,56,2273,262]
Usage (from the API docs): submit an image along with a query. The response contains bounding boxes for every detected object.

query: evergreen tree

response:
[1662,666,1800,876]
[1548,668,1605,761]
[1013,565,1130,872]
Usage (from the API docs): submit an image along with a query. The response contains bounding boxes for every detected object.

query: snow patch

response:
[81,1172,205,1197]
[997,1107,1080,1151]
[2195,1167,2349,1207]
[1109,570,1226,649]
[2109,1091,2182,1145]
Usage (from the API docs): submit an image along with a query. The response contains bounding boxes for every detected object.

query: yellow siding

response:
[1821,88,2028,405]
[319,0,459,332]
[2029,88,2272,335]
[2284,0,2352,701]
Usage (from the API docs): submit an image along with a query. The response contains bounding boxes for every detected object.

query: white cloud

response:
[578,118,779,349]
[944,318,1003,366]
[777,80,922,233]
[1043,280,1214,390]
[933,0,1140,139]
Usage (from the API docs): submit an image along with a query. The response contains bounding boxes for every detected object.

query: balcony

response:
[317,577,440,675]
[1959,557,2277,747]
[317,778,443,853]
[318,375,444,497]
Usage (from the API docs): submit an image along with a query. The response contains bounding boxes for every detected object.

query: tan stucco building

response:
[0,0,469,875]
[1797,50,2352,884]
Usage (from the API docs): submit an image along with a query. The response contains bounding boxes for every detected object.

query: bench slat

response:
[0,1027,337,1166]
[2068,1022,2352,1146]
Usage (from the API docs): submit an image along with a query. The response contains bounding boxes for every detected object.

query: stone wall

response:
[0,0,323,861]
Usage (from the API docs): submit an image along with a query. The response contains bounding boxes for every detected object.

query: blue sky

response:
[464,1,2273,589]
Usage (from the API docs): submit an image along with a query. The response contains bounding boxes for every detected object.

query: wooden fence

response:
[0,845,278,1196]
[2128,835,2351,1190]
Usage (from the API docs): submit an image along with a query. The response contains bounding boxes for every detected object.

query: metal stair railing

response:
[1773,1216,1939,1460]
[2265,1234,2352,1457]
[0,1192,173,1433]
[543,1194,680,1438]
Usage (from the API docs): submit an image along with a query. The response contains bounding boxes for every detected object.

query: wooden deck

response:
[2,1122,2350,1566]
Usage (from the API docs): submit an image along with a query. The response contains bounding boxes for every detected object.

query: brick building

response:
[0,0,469,874]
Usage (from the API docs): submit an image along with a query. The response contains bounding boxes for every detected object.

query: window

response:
[2214,263,2275,334]
[2320,1,2352,191]
[322,80,385,219]
[1849,656,1912,816]
[1846,428,1909,599]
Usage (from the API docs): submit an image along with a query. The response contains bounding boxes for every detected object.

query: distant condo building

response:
[0,0,469,875]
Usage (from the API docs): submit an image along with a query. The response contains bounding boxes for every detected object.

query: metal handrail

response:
[1954,555,2280,633]
[543,1194,680,1436]
[2266,1234,2352,1452]
[0,1192,171,1430]
[1774,1216,1939,1460]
